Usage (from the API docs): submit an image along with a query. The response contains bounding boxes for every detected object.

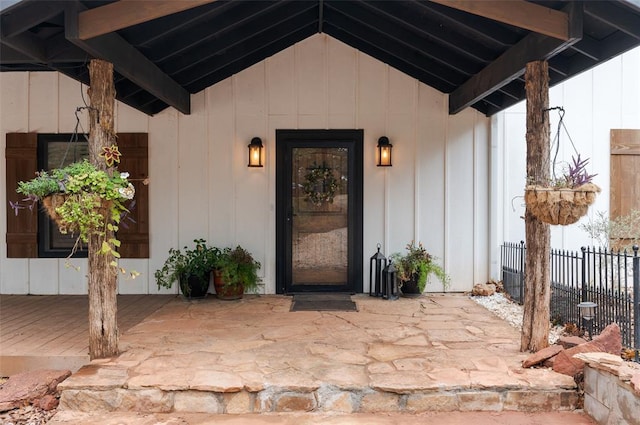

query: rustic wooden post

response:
[87,59,118,359]
[521,60,551,352]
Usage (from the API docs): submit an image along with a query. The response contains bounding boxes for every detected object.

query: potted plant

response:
[525,154,600,225]
[155,239,219,299]
[11,156,134,259]
[213,245,261,300]
[389,241,449,297]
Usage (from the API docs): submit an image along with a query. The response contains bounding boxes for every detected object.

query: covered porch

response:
[2,294,578,415]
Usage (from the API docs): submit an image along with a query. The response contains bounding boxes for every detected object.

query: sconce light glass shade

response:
[248,137,263,167]
[377,136,392,167]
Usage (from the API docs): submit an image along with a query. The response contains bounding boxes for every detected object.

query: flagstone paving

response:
[57,294,579,416]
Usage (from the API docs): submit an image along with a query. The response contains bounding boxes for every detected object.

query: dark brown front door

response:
[276,130,363,293]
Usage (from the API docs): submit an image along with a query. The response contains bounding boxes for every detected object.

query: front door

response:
[276,130,363,293]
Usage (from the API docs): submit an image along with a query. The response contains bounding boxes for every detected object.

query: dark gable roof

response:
[2,0,639,117]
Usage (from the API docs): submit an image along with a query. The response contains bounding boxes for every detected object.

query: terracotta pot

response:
[213,270,244,300]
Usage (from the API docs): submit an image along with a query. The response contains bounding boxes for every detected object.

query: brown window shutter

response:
[117,133,149,258]
[5,133,38,258]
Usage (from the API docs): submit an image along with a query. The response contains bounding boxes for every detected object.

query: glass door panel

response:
[291,147,348,286]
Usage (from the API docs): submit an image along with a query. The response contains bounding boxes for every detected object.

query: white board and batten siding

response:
[491,46,640,279]
[0,34,490,295]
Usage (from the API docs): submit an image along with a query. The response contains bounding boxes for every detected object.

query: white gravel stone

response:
[470,293,563,344]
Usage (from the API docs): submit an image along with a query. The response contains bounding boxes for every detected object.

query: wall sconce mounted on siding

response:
[248,137,263,167]
[377,136,392,167]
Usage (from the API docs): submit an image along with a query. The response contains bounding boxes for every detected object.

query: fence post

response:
[520,240,525,303]
[581,247,587,302]
[633,245,639,362]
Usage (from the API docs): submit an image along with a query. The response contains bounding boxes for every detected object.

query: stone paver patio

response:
[58,294,578,415]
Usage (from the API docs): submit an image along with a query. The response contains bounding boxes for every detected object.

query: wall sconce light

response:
[577,301,597,340]
[248,137,263,167]
[377,136,392,167]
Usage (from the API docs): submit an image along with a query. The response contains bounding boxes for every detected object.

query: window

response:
[5,133,149,259]
[38,134,89,257]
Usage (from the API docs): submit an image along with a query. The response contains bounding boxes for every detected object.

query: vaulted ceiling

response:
[2,0,640,116]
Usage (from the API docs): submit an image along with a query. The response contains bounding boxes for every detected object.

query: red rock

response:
[522,345,564,368]
[592,323,622,354]
[557,336,587,349]
[552,324,622,377]
[0,369,71,412]
[38,394,59,411]
[472,283,496,296]
[631,372,640,396]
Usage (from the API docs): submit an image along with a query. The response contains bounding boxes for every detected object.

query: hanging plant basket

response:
[42,193,113,235]
[42,194,67,227]
[525,183,601,225]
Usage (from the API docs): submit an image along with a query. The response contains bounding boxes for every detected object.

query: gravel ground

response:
[0,405,57,425]
[470,292,564,344]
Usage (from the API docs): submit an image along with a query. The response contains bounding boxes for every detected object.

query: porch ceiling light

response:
[377,136,392,167]
[248,137,263,167]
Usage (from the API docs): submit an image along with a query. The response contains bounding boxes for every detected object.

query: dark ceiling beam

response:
[448,2,583,115]
[0,32,47,63]
[77,0,218,40]
[0,1,64,38]
[324,7,467,87]
[167,25,318,109]
[150,0,298,64]
[362,1,497,64]
[0,44,38,64]
[65,2,190,114]
[325,23,455,94]
[326,2,480,76]
[174,9,318,86]
[429,0,570,40]
[122,1,233,46]
[570,36,601,61]
[584,1,640,40]
[415,1,521,49]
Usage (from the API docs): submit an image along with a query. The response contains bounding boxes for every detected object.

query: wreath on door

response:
[302,164,338,206]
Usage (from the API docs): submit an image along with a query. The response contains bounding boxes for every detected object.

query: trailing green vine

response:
[12,146,139,278]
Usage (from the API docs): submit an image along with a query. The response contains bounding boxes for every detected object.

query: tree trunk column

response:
[87,59,118,360]
[521,60,551,352]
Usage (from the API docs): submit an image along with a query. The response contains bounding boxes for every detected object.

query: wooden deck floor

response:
[0,295,174,375]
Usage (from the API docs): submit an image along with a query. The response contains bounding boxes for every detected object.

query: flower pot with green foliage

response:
[12,159,134,257]
[155,239,219,300]
[390,241,449,297]
[213,245,261,300]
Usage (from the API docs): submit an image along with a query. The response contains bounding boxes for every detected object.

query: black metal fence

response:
[501,241,639,355]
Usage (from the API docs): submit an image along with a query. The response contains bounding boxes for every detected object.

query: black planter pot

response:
[399,277,422,297]
[179,274,210,300]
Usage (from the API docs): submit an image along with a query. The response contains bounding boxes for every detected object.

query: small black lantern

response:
[248,137,263,167]
[577,301,597,340]
[382,260,399,300]
[377,136,392,167]
[369,243,387,297]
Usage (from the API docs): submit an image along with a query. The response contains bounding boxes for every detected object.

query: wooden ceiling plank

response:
[1,2,65,38]
[78,0,217,40]
[66,3,190,114]
[585,1,640,39]
[0,33,47,63]
[448,2,582,114]
[429,0,569,41]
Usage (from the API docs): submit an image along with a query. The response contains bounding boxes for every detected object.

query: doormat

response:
[290,293,358,312]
